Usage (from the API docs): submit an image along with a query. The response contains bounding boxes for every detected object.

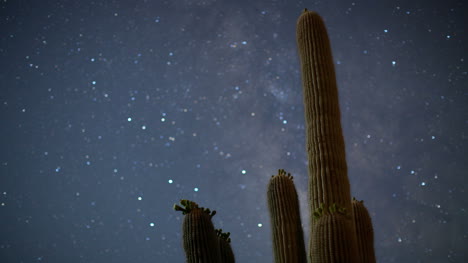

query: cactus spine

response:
[352,198,376,263]
[267,169,307,263]
[296,9,359,262]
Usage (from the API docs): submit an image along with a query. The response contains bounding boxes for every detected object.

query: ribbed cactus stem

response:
[267,169,307,263]
[175,200,221,263]
[216,229,235,263]
[296,10,358,262]
[310,213,359,262]
[352,199,376,263]
[297,9,351,221]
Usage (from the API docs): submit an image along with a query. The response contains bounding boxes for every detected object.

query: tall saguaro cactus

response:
[296,9,358,262]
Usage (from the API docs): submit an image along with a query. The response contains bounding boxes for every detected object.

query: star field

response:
[0,0,467,262]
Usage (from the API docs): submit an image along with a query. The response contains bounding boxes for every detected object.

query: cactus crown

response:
[313,203,349,220]
[173,199,217,218]
[215,229,232,243]
[271,168,294,180]
[353,197,364,204]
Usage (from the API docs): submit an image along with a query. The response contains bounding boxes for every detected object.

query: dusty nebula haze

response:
[1,0,467,262]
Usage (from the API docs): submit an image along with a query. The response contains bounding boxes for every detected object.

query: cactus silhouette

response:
[216,229,235,263]
[353,198,377,263]
[174,200,222,263]
[267,169,307,262]
[173,9,376,263]
[297,9,359,262]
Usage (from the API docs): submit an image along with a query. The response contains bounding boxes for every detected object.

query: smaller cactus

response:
[267,169,307,263]
[352,198,376,263]
[174,200,221,263]
[216,229,235,263]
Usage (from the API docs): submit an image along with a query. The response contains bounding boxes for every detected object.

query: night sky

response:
[1,0,467,262]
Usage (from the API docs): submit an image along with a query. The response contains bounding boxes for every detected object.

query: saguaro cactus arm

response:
[216,229,236,263]
[353,198,376,263]
[267,169,307,263]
